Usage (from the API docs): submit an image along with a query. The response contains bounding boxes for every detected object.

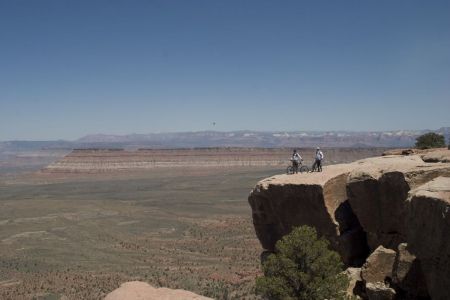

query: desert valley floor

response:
[0,148,386,299]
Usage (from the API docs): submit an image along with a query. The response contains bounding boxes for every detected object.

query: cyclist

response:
[312,147,324,172]
[291,149,302,174]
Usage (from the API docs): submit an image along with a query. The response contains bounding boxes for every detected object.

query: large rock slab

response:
[406,177,450,300]
[248,164,369,266]
[347,155,450,250]
[361,246,396,284]
[104,281,212,300]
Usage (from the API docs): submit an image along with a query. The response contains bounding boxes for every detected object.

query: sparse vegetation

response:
[0,168,268,299]
[415,132,446,149]
[255,226,349,300]
[203,280,230,299]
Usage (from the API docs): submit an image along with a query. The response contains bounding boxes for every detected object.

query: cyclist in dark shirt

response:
[291,149,302,174]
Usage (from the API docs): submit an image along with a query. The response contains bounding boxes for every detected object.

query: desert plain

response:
[0,147,386,299]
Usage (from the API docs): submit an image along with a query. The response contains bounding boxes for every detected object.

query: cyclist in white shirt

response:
[312,147,324,172]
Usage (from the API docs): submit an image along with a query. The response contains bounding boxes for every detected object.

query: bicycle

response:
[286,159,309,174]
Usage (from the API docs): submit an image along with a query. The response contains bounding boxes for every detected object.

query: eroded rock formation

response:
[248,164,369,266]
[249,151,450,299]
[347,155,450,251]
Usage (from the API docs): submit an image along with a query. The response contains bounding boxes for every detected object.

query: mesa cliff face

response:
[248,151,450,300]
[42,148,385,173]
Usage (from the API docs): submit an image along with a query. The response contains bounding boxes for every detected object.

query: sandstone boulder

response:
[104,281,212,300]
[361,246,396,284]
[421,149,450,163]
[248,164,369,266]
[406,176,450,300]
[365,282,396,300]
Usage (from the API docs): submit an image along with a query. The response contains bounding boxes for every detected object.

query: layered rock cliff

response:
[42,148,384,173]
[248,151,450,299]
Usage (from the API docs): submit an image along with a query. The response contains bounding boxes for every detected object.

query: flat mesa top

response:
[257,163,355,188]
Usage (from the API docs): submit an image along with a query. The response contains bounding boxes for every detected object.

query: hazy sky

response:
[1,1,449,140]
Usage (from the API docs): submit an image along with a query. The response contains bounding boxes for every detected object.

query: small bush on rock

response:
[415,132,445,149]
[255,226,349,300]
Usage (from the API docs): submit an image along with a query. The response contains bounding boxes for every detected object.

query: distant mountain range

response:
[1,128,449,152]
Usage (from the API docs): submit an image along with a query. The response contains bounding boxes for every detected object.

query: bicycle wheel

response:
[300,166,309,173]
[286,166,293,174]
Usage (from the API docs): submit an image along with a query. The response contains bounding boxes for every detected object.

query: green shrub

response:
[255,226,349,300]
[415,132,445,149]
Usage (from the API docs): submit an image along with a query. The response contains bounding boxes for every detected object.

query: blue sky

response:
[1,0,449,140]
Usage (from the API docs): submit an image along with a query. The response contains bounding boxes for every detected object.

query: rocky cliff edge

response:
[248,151,450,300]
